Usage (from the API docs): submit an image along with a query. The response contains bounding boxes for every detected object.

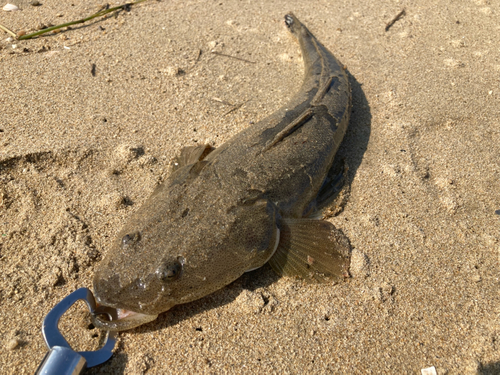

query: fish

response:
[92,13,352,331]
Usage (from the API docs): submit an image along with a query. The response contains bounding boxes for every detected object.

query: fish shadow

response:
[133,264,280,335]
[90,342,128,374]
[478,361,500,375]
[315,71,371,215]
[340,71,372,183]
[324,71,371,207]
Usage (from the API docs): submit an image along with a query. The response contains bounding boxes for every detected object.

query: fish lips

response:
[93,271,171,314]
[91,306,158,331]
[92,275,166,331]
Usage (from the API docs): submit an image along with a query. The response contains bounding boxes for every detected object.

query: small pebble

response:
[6,338,20,350]
[40,266,62,288]
[128,353,154,374]
[164,66,181,76]
[443,58,464,68]
[208,40,224,52]
[421,366,437,375]
[138,155,157,167]
[30,0,41,5]
[471,271,482,283]
[450,39,465,48]
[115,143,145,162]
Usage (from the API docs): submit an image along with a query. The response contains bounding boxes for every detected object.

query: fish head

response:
[92,168,280,330]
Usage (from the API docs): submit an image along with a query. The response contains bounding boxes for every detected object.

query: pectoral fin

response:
[172,144,214,171]
[269,218,350,283]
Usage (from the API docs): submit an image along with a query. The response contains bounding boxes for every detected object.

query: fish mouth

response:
[92,306,158,331]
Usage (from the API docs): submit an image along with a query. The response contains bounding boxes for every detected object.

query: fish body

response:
[93,13,352,331]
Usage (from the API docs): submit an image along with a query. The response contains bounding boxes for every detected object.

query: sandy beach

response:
[1,0,499,373]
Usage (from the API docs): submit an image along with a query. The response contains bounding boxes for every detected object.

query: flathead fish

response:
[93,13,352,331]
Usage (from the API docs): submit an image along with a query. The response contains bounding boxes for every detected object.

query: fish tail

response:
[284,13,324,76]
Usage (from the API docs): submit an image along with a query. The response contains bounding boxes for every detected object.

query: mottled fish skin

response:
[92,13,351,331]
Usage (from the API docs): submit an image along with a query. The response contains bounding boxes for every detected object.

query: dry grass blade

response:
[17,0,149,40]
[0,23,16,37]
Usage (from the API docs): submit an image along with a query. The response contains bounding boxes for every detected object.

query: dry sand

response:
[1,0,499,373]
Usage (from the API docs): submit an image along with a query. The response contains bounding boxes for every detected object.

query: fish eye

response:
[121,232,141,249]
[156,259,183,282]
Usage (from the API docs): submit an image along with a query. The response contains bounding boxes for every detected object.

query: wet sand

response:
[1,0,499,373]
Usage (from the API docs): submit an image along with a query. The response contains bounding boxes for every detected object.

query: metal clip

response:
[35,288,117,375]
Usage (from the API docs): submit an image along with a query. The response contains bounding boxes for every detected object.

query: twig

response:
[385,9,406,32]
[212,51,256,64]
[190,48,202,67]
[223,101,249,116]
[0,23,16,38]
[211,97,248,116]
[18,0,148,40]
[194,49,202,62]
[211,97,234,106]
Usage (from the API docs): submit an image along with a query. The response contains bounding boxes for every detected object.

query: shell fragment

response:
[3,3,19,11]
